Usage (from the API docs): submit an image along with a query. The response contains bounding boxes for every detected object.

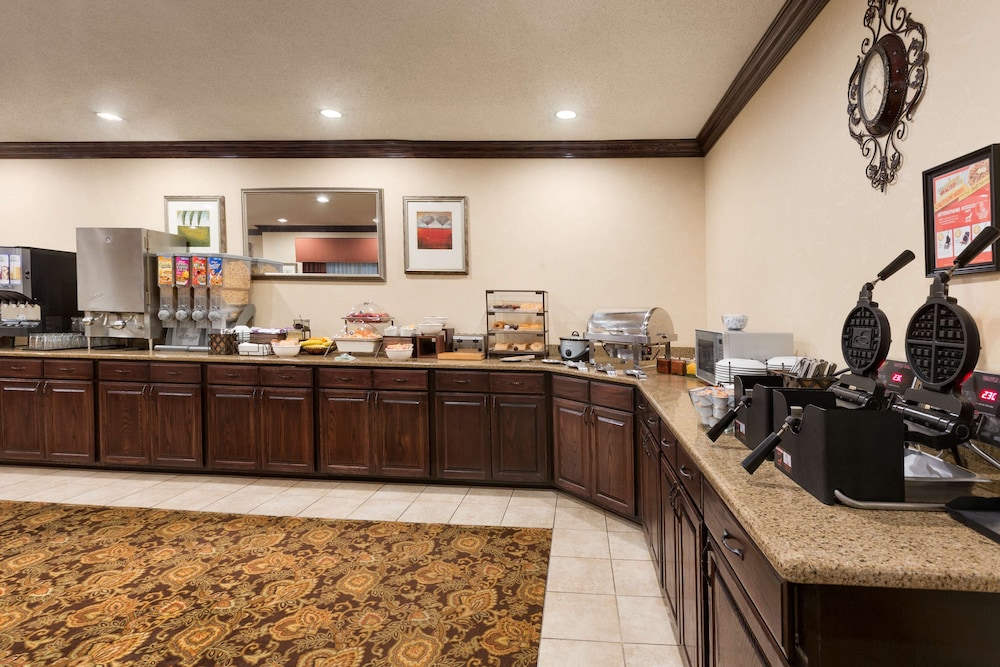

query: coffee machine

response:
[76,227,188,349]
[0,246,80,341]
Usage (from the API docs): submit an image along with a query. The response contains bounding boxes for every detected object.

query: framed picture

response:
[923,145,998,276]
[164,196,227,253]
[403,196,469,274]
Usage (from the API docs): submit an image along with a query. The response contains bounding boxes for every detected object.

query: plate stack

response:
[714,358,766,384]
[766,356,804,373]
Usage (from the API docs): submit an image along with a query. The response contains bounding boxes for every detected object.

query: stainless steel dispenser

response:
[585,306,678,368]
[76,228,188,349]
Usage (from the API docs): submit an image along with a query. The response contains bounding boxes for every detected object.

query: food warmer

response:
[585,307,677,369]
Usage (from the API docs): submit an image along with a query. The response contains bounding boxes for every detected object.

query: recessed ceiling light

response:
[96,112,123,122]
[277,218,288,223]
[555,110,577,120]
[319,109,343,118]
[316,195,330,203]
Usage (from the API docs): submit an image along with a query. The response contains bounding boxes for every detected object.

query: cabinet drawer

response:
[0,358,43,378]
[436,370,489,393]
[636,392,660,440]
[317,367,372,389]
[676,444,702,509]
[704,482,786,652]
[149,362,201,384]
[490,372,544,394]
[206,364,259,385]
[552,374,589,401]
[260,366,313,387]
[43,359,94,380]
[591,381,633,411]
[99,361,149,382]
[373,369,428,390]
[659,418,678,470]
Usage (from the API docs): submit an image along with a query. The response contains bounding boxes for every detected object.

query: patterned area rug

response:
[0,500,550,666]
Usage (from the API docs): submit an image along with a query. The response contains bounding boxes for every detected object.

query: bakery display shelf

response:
[485,289,548,359]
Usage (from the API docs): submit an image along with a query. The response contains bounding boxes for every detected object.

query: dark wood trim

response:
[0,139,702,160]
[0,0,826,160]
[697,0,829,153]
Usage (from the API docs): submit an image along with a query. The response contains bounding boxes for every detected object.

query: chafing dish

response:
[585,306,677,368]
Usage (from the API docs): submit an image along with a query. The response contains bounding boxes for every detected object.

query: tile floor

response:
[0,465,683,667]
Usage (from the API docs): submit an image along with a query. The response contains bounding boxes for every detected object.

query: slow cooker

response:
[559,332,590,361]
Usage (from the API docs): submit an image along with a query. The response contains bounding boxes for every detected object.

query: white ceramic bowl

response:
[271,343,301,357]
[385,347,413,360]
[722,313,748,331]
[423,315,448,326]
[399,326,417,336]
[418,322,443,335]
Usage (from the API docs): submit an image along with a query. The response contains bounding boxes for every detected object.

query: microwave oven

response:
[694,329,793,384]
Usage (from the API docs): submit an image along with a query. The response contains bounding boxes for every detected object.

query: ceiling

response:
[2,0,795,147]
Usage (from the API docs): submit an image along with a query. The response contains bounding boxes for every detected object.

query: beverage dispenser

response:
[76,227,188,349]
[0,246,80,338]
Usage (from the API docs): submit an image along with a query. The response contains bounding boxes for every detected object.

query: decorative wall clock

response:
[847,0,928,192]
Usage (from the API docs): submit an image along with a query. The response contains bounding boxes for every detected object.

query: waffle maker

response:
[740,230,999,507]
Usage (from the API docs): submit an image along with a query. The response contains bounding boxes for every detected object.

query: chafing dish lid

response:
[585,307,677,341]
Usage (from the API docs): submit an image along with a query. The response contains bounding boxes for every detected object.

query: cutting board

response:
[436,351,486,360]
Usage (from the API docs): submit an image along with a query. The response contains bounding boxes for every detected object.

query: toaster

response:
[452,334,485,352]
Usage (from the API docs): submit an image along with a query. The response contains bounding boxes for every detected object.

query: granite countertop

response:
[2,346,999,593]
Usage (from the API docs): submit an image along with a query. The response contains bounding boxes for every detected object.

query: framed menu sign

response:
[923,145,999,276]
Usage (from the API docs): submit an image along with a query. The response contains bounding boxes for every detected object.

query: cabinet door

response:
[591,405,635,516]
[149,383,203,468]
[435,392,490,480]
[677,487,704,667]
[374,390,430,478]
[205,385,258,470]
[259,387,315,474]
[0,379,44,460]
[552,397,590,497]
[492,393,549,484]
[317,389,374,475]
[706,546,771,667]
[98,382,150,466]
[661,455,680,620]
[639,426,661,570]
[44,380,96,464]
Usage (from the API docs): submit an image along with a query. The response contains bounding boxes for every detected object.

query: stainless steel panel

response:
[76,228,186,313]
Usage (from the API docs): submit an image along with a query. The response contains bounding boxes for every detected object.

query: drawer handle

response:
[115,369,131,375]
[166,370,181,376]
[454,379,470,385]
[393,377,409,383]
[508,381,524,386]
[337,377,352,382]
[721,530,745,560]
[646,416,657,425]
[678,465,693,479]
[58,367,76,372]
[660,437,672,449]
[10,365,25,371]
[225,373,241,378]
[278,374,293,380]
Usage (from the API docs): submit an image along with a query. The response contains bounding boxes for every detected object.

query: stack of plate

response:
[766,356,803,373]
[714,358,766,384]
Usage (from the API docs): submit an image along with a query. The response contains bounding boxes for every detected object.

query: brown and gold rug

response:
[0,500,551,666]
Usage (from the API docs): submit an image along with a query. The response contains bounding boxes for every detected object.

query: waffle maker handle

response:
[876,249,916,283]
[706,390,752,442]
[742,406,803,474]
[951,226,1000,274]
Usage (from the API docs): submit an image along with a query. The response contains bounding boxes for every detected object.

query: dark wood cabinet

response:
[639,423,661,579]
[317,368,374,475]
[98,361,202,468]
[205,364,314,473]
[0,358,95,464]
[434,371,549,483]
[705,544,774,667]
[375,389,430,477]
[552,375,634,515]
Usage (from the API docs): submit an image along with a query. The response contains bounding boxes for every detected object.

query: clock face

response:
[860,48,888,127]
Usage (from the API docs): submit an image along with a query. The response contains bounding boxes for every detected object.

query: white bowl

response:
[722,313,748,331]
[271,343,301,357]
[399,326,417,336]
[423,315,448,326]
[385,347,413,360]
[418,322,443,335]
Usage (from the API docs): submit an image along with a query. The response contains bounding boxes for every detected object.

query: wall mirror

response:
[242,187,385,281]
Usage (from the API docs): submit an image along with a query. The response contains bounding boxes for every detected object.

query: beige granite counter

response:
[2,347,999,593]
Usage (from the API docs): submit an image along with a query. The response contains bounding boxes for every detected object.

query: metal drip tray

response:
[903,448,991,503]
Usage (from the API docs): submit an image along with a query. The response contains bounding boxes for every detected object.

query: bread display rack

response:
[486,290,548,359]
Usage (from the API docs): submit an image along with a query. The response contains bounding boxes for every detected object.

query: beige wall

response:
[0,157,706,345]
[706,0,1000,370]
